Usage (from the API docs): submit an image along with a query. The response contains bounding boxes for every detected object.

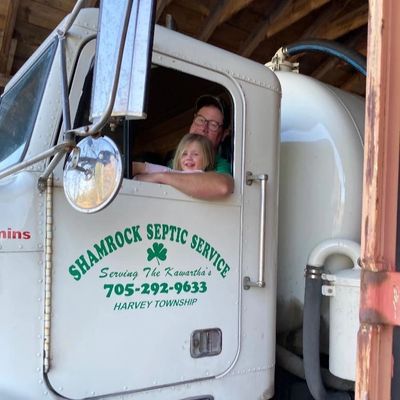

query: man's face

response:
[189,105,224,149]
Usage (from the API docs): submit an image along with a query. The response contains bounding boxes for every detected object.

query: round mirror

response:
[63,136,123,213]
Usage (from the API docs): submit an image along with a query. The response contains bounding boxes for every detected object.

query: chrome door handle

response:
[244,171,268,290]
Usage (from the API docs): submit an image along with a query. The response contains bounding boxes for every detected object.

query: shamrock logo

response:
[147,242,167,265]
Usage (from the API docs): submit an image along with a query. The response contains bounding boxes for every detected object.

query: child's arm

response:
[132,161,171,175]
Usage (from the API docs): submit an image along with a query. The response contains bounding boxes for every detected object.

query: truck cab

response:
[0,7,283,399]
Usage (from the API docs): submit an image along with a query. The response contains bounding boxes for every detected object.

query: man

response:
[134,95,234,200]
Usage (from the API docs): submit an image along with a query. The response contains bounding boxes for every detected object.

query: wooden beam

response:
[199,0,257,42]
[85,0,98,7]
[0,72,11,87]
[340,73,363,92]
[239,0,293,57]
[0,0,19,73]
[22,2,66,31]
[300,2,341,39]
[267,0,331,38]
[356,0,400,398]
[198,0,230,42]
[239,0,331,57]
[321,3,368,40]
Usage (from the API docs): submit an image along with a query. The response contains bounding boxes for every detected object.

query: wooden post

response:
[356,0,400,399]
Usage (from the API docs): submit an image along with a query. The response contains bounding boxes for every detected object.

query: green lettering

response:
[162,224,169,240]
[146,224,154,240]
[115,231,124,248]
[94,240,108,260]
[169,225,177,241]
[105,235,117,253]
[221,264,230,278]
[190,234,198,249]
[75,255,91,274]
[196,237,205,253]
[124,228,133,244]
[216,257,225,271]
[99,267,109,278]
[180,229,188,244]
[69,265,81,281]
[154,224,161,239]
[202,242,211,258]
[131,225,142,242]
[87,249,99,266]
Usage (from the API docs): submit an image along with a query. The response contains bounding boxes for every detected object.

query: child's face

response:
[180,141,205,171]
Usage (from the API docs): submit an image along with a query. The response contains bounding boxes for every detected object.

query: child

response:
[133,133,215,175]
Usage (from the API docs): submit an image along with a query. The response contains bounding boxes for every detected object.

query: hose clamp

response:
[304,265,323,280]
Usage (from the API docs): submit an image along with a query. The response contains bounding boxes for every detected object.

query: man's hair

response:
[195,94,230,129]
[172,133,215,171]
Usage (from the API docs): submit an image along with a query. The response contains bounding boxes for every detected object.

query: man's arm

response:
[135,171,234,200]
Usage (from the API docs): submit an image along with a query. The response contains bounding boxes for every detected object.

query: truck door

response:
[47,28,280,399]
[47,60,242,400]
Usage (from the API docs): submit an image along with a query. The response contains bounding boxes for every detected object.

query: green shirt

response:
[215,154,231,174]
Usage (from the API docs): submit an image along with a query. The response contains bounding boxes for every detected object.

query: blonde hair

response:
[172,133,215,171]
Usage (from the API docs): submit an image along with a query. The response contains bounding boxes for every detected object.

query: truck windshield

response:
[0,39,56,172]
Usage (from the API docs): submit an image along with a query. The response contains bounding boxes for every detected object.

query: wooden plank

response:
[355,0,400,398]
[239,0,331,57]
[21,0,66,31]
[322,4,368,40]
[267,0,331,37]
[0,72,11,87]
[0,0,19,73]
[199,0,258,41]
[300,2,341,39]
[32,0,75,13]
[13,19,51,47]
[199,0,231,41]
[239,0,293,57]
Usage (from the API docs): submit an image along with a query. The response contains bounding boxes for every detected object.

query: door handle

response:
[244,171,268,290]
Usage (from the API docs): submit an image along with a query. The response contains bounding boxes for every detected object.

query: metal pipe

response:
[57,0,86,36]
[58,34,72,133]
[38,149,69,191]
[307,239,361,269]
[284,39,367,76]
[302,239,360,399]
[0,142,73,180]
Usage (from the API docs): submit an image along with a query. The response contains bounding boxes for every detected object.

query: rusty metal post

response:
[356,0,400,399]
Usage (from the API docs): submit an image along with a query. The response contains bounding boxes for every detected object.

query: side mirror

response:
[63,136,122,213]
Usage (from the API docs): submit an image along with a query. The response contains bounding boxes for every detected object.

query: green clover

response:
[147,242,167,265]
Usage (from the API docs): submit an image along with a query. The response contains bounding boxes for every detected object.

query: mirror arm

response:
[0,142,75,181]
[38,148,71,192]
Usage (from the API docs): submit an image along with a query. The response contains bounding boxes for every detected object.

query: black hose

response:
[284,39,366,76]
[303,267,351,400]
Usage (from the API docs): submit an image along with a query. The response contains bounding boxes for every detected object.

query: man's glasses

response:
[193,114,222,132]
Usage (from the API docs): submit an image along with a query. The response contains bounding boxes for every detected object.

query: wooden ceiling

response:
[0,0,367,95]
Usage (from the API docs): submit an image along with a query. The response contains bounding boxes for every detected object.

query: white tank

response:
[274,71,364,354]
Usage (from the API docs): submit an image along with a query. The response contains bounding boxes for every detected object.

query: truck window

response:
[127,65,233,177]
[73,63,233,179]
[0,39,57,172]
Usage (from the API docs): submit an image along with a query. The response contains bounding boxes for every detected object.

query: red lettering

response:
[0,228,32,240]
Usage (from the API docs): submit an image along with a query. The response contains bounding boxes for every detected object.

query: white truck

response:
[0,1,366,399]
